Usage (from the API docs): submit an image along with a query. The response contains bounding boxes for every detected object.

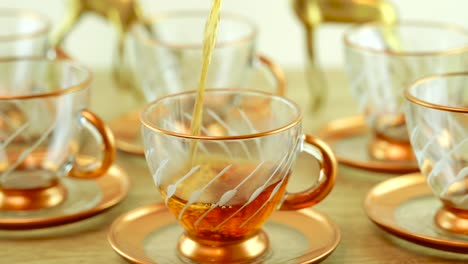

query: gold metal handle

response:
[255,54,287,97]
[69,109,116,179]
[280,134,337,210]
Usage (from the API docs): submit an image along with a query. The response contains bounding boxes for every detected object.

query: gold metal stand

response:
[292,0,398,112]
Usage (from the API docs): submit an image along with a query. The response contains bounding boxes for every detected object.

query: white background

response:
[1,0,467,69]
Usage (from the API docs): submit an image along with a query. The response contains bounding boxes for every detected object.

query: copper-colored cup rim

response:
[140,88,303,140]
[0,9,51,41]
[405,71,468,113]
[343,20,468,57]
[131,10,258,50]
[0,57,92,100]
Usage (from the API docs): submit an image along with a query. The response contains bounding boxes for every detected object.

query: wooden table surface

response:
[1,69,467,264]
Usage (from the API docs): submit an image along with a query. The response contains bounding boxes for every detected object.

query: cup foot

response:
[178,230,269,263]
[0,180,67,211]
[318,116,419,173]
[435,206,468,236]
[368,134,416,162]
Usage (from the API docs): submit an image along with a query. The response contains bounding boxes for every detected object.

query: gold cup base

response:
[435,205,468,236]
[368,135,416,162]
[0,181,67,211]
[177,230,269,263]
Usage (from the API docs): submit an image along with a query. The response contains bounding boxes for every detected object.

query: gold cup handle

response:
[280,134,337,210]
[255,54,287,97]
[68,109,116,179]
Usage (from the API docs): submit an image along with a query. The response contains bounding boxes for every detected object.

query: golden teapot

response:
[51,0,146,90]
[292,0,398,112]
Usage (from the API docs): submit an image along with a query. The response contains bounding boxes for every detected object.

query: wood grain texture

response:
[0,69,467,263]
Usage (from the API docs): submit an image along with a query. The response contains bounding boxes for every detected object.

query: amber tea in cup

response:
[141,89,337,263]
[164,156,290,241]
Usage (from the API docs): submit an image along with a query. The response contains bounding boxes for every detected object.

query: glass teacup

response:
[0,58,115,211]
[0,9,50,57]
[405,72,468,235]
[127,11,286,100]
[112,11,286,155]
[344,21,468,162]
[141,89,337,263]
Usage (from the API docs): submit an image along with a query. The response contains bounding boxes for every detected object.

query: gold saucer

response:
[365,173,468,253]
[318,116,419,173]
[0,165,130,229]
[110,110,144,156]
[108,203,341,264]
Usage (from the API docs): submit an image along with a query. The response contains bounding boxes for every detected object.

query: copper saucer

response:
[110,110,144,156]
[0,165,130,229]
[108,203,341,264]
[365,173,468,253]
[318,116,419,173]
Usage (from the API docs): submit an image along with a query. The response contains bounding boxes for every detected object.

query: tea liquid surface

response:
[162,157,289,241]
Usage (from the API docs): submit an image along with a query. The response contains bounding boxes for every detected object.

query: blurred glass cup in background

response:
[0,58,115,212]
[0,9,50,57]
[344,21,468,163]
[112,11,286,155]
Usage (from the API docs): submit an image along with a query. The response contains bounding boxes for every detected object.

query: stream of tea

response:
[189,0,223,162]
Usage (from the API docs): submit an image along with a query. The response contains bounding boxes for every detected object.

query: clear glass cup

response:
[0,58,115,211]
[141,89,337,263]
[344,21,468,162]
[0,9,50,57]
[112,11,286,155]
[405,72,468,235]
[126,11,286,101]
